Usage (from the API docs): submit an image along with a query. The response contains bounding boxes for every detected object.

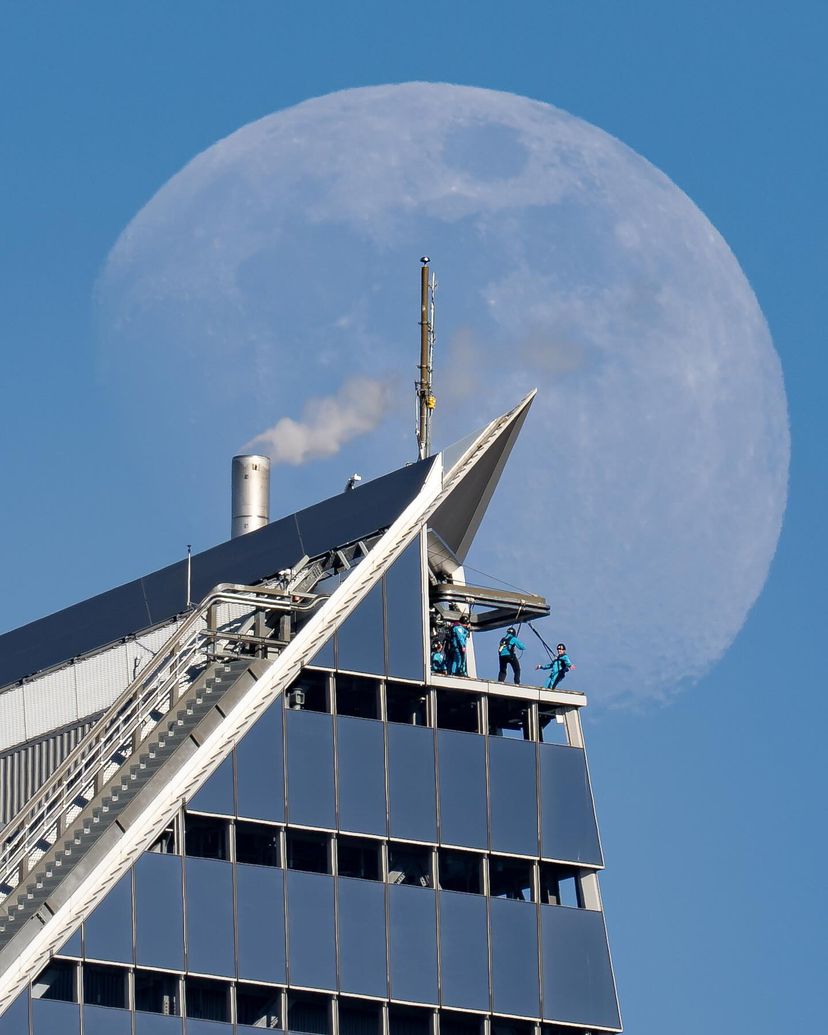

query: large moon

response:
[96,83,789,706]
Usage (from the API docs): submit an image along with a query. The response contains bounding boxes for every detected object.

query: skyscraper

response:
[0,394,621,1034]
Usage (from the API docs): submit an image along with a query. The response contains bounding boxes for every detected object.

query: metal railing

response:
[0,582,311,903]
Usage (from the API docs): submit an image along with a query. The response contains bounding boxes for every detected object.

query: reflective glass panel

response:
[84,872,132,963]
[385,539,425,680]
[135,853,184,970]
[236,700,285,822]
[439,890,489,1011]
[32,999,80,1035]
[337,716,386,836]
[337,584,384,676]
[0,991,27,1035]
[57,927,81,957]
[338,877,387,997]
[286,709,335,827]
[135,1015,183,1035]
[541,905,620,1029]
[186,857,234,977]
[490,898,540,1017]
[287,871,336,991]
[188,756,234,816]
[388,884,438,1005]
[437,730,487,849]
[83,1005,132,1035]
[489,737,538,856]
[237,863,286,983]
[388,723,437,843]
[310,636,335,668]
[539,745,603,866]
[187,1018,232,1033]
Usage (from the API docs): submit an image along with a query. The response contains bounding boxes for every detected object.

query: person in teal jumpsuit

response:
[536,644,574,689]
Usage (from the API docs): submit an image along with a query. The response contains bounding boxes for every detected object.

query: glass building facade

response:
[1,535,620,1034]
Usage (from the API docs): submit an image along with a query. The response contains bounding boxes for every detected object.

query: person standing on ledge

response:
[449,614,471,676]
[497,626,526,684]
[536,643,574,689]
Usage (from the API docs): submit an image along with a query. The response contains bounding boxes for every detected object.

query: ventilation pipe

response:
[231,454,271,538]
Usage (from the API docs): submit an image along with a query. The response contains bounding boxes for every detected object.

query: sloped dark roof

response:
[0,458,435,689]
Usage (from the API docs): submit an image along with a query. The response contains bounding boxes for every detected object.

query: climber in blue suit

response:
[448,615,471,676]
[536,643,574,689]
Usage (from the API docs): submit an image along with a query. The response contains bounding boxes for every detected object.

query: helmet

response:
[507,627,516,635]
[557,643,566,651]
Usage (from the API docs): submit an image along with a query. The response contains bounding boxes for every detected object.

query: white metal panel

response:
[22,668,78,742]
[74,644,130,719]
[0,688,27,753]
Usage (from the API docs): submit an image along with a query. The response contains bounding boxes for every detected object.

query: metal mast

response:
[416,256,436,459]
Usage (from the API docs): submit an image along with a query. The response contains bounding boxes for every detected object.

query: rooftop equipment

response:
[231,454,271,538]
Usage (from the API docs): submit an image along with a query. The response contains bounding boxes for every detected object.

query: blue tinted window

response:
[337,584,384,675]
[490,898,540,1017]
[388,723,437,843]
[286,710,335,828]
[186,858,234,977]
[287,871,336,990]
[439,890,489,1011]
[32,999,79,1035]
[338,877,387,997]
[541,905,620,1029]
[83,1005,132,1035]
[237,864,286,983]
[84,872,132,963]
[0,991,28,1035]
[135,853,184,970]
[389,884,438,1004]
[136,1014,183,1035]
[310,635,335,668]
[539,745,603,866]
[337,716,386,836]
[187,1021,233,1034]
[57,927,81,958]
[385,540,425,680]
[189,756,234,816]
[438,730,487,849]
[236,701,285,822]
[489,738,538,855]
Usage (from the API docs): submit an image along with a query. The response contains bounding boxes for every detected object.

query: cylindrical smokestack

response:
[231,454,271,538]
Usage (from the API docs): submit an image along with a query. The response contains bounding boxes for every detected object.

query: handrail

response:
[0,582,300,902]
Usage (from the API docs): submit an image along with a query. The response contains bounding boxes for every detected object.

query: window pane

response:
[135,853,184,970]
[490,898,540,1017]
[188,756,234,816]
[237,863,286,983]
[389,884,438,1005]
[437,730,487,849]
[439,890,489,1011]
[135,1015,183,1035]
[385,540,425,680]
[187,1021,232,1034]
[287,871,336,990]
[388,724,437,843]
[338,877,387,997]
[236,700,285,822]
[0,991,27,1035]
[186,857,234,977]
[84,872,133,964]
[286,710,335,828]
[32,999,79,1035]
[541,905,620,1029]
[83,1005,132,1035]
[58,928,81,957]
[337,584,384,675]
[337,716,386,836]
[539,745,603,866]
[489,737,538,856]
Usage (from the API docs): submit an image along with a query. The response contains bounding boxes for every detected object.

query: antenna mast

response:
[416,256,436,459]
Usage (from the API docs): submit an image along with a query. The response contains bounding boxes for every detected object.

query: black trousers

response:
[498,655,521,684]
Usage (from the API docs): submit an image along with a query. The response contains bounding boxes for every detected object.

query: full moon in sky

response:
[97,83,789,706]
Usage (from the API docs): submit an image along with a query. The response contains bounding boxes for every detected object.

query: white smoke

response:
[246,376,391,465]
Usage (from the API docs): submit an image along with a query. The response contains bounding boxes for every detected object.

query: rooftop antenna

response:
[416,256,437,460]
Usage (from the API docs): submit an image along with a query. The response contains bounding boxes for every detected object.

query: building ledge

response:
[430,672,587,709]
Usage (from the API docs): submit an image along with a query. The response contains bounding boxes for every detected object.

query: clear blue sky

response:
[1,3,824,1031]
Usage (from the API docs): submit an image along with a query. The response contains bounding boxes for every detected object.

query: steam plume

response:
[246,377,390,465]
